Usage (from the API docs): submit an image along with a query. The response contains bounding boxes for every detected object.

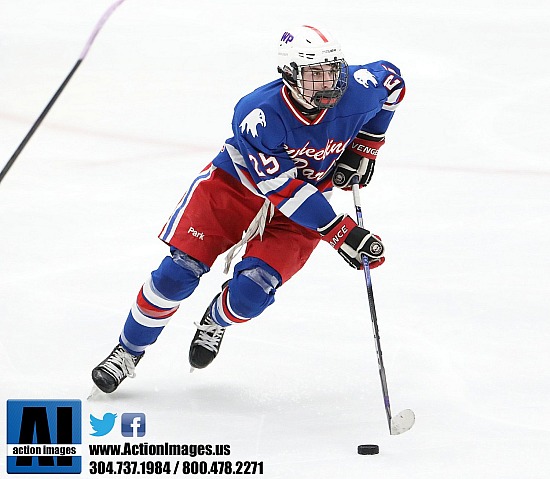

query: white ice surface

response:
[1,1,550,478]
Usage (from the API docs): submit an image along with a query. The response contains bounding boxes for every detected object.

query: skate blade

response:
[87,385,103,400]
[390,409,415,435]
[190,367,195,373]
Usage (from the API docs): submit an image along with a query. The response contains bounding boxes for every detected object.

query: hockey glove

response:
[332,132,385,189]
[318,214,385,269]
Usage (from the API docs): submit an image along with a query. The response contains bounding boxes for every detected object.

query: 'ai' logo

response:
[6,399,82,474]
[121,413,146,437]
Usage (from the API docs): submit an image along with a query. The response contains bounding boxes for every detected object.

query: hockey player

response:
[92,24,405,393]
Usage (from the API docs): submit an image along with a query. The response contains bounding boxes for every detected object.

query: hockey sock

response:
[120,250,209,355]
[212,258,281,327]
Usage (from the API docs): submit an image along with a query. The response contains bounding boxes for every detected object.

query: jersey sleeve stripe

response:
[257,172,298,193]
[278,183,318,217]
[383,86,405,111]
[263,178,304,207]
[256,175,290,195]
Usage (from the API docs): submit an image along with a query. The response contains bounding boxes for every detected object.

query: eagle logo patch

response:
[240,108,266,138]
[353,69,378,89]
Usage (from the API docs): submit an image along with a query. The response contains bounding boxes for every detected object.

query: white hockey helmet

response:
[278,25,348,109]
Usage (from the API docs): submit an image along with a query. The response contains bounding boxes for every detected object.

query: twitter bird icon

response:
[90,413,117,436]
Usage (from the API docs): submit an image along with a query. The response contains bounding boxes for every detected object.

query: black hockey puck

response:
[358,444,379,455]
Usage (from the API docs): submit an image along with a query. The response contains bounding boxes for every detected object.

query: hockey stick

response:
[0,0,127,185]
[351,181,415,435]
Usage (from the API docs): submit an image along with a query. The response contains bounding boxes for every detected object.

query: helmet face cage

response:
[292,59,349,109]
[278,25,349,110]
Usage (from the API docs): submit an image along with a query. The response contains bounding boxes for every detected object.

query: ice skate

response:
[189,295,226,370]
[92,344,143,393]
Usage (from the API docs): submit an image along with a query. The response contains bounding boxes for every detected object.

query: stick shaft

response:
[352,183,394,433]
[0,60,82,184]
[0,0,127,185]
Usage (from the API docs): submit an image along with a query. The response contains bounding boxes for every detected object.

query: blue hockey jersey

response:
[212,60,405,232]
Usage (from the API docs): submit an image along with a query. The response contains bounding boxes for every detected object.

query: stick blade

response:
[390,409,415,435]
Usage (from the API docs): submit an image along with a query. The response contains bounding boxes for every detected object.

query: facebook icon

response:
[121,413,146,437]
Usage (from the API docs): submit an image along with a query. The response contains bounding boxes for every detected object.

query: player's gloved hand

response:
[332,132,385,189]
[318,214,385,269]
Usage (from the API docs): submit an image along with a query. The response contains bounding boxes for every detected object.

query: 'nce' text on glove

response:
[318,214,385,269]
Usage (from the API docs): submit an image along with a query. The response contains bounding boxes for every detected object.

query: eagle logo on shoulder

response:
[239,108,266,138]
[353,69,378,89]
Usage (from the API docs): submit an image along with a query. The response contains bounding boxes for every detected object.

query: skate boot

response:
[189,294,226,370]
[92,345,143,393]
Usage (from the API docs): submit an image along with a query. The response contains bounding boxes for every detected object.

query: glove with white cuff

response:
[332,132,385,189]
[318,214,385,270]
